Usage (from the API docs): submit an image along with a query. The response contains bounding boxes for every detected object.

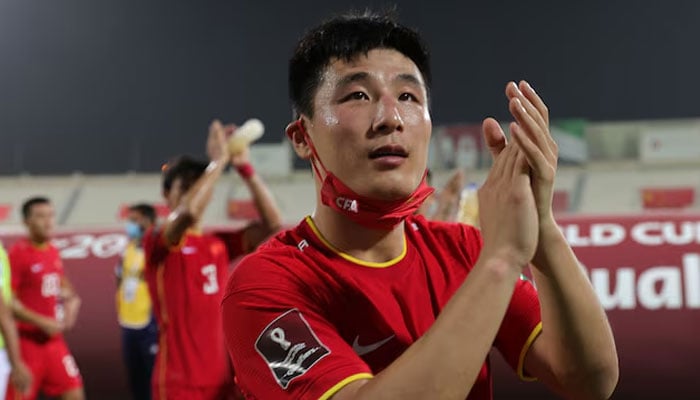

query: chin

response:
[363,174,418,201]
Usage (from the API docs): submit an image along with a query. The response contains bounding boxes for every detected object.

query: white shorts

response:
[0,349,10,399]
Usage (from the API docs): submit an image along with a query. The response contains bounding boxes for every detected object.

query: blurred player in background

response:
[418,169,465,221]
[7,197,84,400]
[144,120,282,399]
[116,203,158,400]
[0,241,31,397]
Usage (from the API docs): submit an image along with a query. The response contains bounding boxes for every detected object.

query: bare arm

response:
[11,299,63,337]
[231,146,283,248]
[242,173,283,234]
[333,144,540,399]
[525,225,618,400]
[163,120,231,246]
[0,297,24,370]
[431,169,465,221]
[0,296,32,393]
[505,80,618,400]
[61,276,81,331]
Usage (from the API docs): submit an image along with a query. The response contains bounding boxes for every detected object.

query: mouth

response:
[368,144,409,159]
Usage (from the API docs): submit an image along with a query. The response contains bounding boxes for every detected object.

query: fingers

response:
[519,81,557,153]
[508,95,549,160]
[503,142,520,181]
[506,81,549,131]
[487,140,512,183]
[511,122,550,176]
[519,81,549,127]
[482,117,507,159]
[509,123,531,175]
[505,82,556,164]
[209,119,222,134]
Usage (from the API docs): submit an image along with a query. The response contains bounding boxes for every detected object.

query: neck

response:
[189,222,203,234]
[29,235,48,247]
[312,203,406,264]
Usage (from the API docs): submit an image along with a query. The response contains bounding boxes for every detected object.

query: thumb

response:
[482,117,507,159]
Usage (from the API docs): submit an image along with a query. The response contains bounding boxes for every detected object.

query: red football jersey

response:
[222,215,542,400]
[9,239,65,341]
[143,227,244,395]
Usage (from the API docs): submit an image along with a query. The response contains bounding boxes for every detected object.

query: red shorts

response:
[6,337,83,400]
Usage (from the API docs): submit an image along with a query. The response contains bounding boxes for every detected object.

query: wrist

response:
[538,215,564,247]
[235,163,255,180]
[481,247,531,274]
[533,220,567,268]
[207,157,229,172]
[480,255,524,284]
[7,353,20,368]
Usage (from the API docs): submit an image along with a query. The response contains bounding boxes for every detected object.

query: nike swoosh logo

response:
[352,335,394,356]
[182,246,197,254]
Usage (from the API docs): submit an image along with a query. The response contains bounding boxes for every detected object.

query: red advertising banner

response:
[1,213,698,399]
[641,187,695,209]
[0,205,11,222]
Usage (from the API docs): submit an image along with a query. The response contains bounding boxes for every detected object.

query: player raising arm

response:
[144,120,282,400]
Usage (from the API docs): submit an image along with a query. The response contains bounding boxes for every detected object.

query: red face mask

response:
[293,120,434,230]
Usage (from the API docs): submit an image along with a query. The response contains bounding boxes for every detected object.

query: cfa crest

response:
[335,197,359,213]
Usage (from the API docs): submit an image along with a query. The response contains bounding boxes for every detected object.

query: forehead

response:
[127,210,142,219]
[320,48,425,88]
[29,202,53,216]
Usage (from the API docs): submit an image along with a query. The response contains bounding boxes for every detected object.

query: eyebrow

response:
[395,73,424,88]
[336,71,425,90]
[335,72,370,89]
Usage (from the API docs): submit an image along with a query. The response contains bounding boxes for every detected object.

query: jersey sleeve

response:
[494,276,542,381]
[222,255,373,400]
[142,226,172,268]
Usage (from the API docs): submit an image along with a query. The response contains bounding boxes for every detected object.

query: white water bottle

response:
[457,182,479,227]
[228,118,265,155]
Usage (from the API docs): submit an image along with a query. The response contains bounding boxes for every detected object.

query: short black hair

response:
[21,196,51,219]
[289,10,431,118]
[161,156,209,193]
[128,203,157,223]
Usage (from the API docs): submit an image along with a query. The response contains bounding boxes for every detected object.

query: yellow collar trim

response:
[305,216,407,268]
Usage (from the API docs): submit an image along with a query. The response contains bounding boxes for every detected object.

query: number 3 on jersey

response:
[201,264,219,295]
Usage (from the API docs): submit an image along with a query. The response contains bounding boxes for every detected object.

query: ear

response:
[285,120,312,160]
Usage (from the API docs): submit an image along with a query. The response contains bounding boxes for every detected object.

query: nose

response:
[371,95,404,135]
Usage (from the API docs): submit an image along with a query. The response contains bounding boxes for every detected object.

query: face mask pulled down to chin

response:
[295,120,434,230]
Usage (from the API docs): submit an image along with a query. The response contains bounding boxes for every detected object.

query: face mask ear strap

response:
[295,119,326,180]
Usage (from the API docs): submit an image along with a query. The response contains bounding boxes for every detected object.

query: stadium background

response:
[1,1,699,399]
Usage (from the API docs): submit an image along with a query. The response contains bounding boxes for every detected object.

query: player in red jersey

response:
[143,120,282,400]
[222,11,619,400]
[7,197,84,400]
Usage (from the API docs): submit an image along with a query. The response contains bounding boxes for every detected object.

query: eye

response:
[343,92,369,101]
[399,92,419,102]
